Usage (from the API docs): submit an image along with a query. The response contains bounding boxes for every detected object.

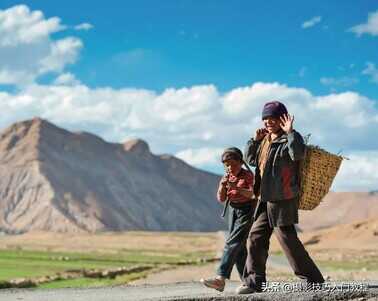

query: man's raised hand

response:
[280,114,294,134]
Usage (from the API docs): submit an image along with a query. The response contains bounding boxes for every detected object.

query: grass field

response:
[1,231,377,288]
[0,248,178,280]
[0,231,220,288]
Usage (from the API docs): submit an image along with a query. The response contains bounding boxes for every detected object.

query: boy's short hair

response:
[221,147,243,163]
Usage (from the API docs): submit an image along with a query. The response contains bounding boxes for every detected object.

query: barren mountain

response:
[299,191,378,232]
[0,118,225,233]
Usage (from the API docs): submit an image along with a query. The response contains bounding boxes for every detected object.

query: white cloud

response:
[0,69,34,85]
[53,72,81,86]
[302,16,322,29]
[222,82,312,118]
[0,5,65,46]
[349,10,378,37]
[176,148,224,167]
[74,23,93,31]
[0,5,82,86]
[153,85,219,122]
[0,82,377,191]
[320,76,359,87]
[39,37,83,73]
[312,92,377,131]
[333,152,378,191]
[362,62,378,84]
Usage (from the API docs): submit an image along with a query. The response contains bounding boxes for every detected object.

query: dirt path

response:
[132,232,292,286]
[1,282,377,301]
[132,254,292,286]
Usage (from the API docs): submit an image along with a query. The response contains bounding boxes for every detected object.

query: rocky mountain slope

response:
[0,118,225,233]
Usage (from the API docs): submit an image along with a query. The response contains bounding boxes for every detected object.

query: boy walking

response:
[200,147,256,292]
[237,101,324,294]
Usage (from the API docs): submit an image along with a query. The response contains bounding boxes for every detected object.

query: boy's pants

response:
[217,204,254,280]
[243,202,324,290]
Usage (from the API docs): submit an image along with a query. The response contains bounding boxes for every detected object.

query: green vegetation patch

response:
[39,270,153,289]
[0,247,213,288]
[0,249,135,281]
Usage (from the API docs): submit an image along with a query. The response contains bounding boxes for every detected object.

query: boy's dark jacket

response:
[244,130,305,226]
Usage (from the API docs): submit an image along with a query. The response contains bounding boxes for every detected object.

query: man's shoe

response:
[236,283,256,294]
[200,277,225,292]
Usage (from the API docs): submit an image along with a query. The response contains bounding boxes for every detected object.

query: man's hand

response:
[280,114,294,134]
[254,128,268,141]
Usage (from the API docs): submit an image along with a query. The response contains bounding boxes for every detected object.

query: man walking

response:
[237,101,324,294]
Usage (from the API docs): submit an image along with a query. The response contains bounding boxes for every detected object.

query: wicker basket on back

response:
[299,145,343,210]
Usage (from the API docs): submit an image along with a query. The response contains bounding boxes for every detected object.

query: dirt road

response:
[132,230,291,286]
[131,253,291,285]
[1,281,377,301]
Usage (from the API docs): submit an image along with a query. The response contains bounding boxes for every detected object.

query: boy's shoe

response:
[200,277,225,292]
[236,283,256,294]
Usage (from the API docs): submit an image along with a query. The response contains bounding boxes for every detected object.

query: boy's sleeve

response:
[244,138,261,167]
[246,171,254,189]
[286,130,306,161]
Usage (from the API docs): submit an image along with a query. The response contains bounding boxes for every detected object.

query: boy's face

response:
[263,116,281,134]
[223,159,242,176]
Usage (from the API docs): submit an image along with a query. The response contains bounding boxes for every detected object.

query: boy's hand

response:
[280,114,294,134]
[227,181,238,189]
[254,128,268,141]
[220,174,229,187]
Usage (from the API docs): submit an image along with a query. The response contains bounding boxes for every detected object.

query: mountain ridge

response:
[0,118,225,233]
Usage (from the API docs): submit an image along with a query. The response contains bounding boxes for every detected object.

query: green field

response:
[38,272,152,289]
[2,241,378,289]
[0,248,213,288]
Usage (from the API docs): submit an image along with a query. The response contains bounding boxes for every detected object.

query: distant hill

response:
[0,118,226,233]
[301,217,378,251]
[299,192,378,232]
[270,216,378,253]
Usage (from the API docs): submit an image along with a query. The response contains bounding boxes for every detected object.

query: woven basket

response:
[299,145,343,210]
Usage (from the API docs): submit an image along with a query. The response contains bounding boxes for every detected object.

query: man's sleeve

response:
[244,138,261,167]
[286,130,306,161]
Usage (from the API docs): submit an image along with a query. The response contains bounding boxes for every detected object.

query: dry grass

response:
[0,231,221,255]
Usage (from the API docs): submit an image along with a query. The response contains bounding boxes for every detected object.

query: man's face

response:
[263,116,281,134]
[223,159,242,176]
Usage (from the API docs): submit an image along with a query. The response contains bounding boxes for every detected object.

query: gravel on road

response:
[0,281,377,301]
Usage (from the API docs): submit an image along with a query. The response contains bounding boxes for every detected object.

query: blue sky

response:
[0,1,378,191]
[2,0,377,95]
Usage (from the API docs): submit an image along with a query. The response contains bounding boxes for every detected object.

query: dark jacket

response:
[244,130,305,226]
